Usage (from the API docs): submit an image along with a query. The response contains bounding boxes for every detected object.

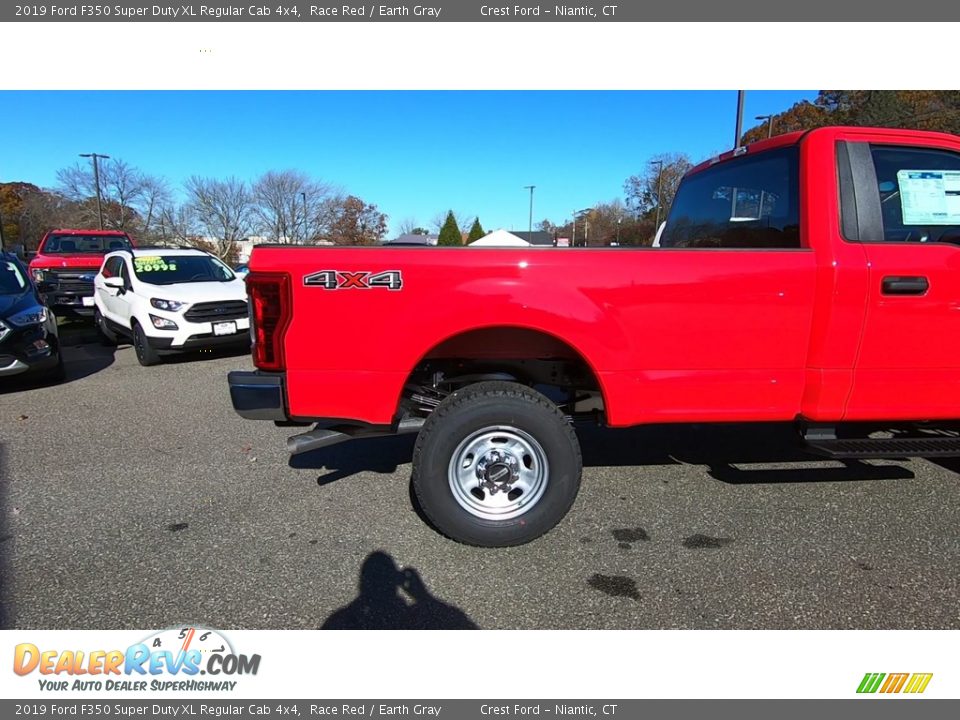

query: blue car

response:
[0,251,64,382]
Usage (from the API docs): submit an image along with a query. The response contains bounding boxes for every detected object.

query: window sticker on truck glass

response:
[133,256,178,273]
[897,170,960,225]
[303,270,403,291]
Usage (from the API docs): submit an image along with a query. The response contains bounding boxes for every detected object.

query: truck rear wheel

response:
[412,381,582,547]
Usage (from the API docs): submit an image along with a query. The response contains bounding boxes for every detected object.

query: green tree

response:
[437,210,462,246]
[467,217,485,243]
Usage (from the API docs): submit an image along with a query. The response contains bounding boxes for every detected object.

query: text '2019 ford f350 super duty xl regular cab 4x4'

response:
[229,126,960,546]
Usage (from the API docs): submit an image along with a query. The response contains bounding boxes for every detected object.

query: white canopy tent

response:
[468,229,530,247]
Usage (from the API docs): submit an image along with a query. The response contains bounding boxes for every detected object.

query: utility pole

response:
[80,152,110,229]
[650,159,664,230]
[755,114,775,138]
[734,91,746,149]
[301,191,308,244]
[573,207,592,247]
[524,185,535,239]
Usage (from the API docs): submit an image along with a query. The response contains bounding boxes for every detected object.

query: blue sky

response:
[0,91,814,236]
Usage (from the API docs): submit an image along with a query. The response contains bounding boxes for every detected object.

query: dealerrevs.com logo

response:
[857,673,933,695]
[13,626,261,692]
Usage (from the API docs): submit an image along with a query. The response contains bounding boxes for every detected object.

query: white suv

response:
[93,247,249,366]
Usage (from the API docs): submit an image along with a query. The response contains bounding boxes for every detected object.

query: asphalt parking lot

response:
[2,322,959,630]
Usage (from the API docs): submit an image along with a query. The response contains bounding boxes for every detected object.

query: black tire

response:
[132,322,161,367]
[412,381,582,547]
[94,308,117,346]
[40,350,66,384]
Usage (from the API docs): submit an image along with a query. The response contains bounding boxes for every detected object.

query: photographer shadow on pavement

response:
[321,551,478,630]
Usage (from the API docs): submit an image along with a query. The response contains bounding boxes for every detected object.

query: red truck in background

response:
[29,229,134,317]
[229,126,960,546]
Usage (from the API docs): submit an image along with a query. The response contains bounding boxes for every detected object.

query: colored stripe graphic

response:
[904,673,933,694]
[880,673,909,693]
[857,673,885,693]
[857,672,932,694]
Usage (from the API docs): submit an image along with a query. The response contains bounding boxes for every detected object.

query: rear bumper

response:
[228,371,288,421]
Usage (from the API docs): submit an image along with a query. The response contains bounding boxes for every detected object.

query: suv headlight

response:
[31,268,45,282]
[7,305,48,327]
[150,298,188,312]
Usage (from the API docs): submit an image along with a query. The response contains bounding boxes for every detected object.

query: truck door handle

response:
[881,276,929,295]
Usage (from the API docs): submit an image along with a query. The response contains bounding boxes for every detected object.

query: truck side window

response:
[869,145,960,244]
[660,146,800,249]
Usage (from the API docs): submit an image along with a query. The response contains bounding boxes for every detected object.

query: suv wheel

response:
[132,321,162,367]
[412,381,582,547]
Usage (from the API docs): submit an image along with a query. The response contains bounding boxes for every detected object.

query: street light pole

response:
[755,114,775,138]
[524,185,535,239]
[734,91,746,148]
[650,160,664,230]
[80,152,110,229]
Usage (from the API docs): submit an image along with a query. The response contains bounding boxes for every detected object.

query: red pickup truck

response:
[29,229,134,317]
[229,126,960,546]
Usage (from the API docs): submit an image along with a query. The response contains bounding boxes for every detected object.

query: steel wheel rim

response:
[448,425,549,520]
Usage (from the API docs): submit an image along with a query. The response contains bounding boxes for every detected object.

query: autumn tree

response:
[467,217,485,243]
[740,99,832,145]
[326,195,387,245]
[437,211,462,246]
[741,91,960,145]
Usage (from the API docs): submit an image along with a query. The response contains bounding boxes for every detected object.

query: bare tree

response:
[158,202,197,246]
[251,170,337,244]
[183,176,252,259]
[137,174,173,241]
[56,157,147,231]
[100,159,145,230]
[431,210,472,235]
[623,153,694,222]
[397,217,422,236]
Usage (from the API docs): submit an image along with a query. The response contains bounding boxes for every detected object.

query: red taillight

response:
[247,272,291,372]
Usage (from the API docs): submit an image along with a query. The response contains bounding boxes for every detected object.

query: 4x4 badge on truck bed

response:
[303,270,403,291]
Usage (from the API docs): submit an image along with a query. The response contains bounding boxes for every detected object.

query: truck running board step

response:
[287,416,425,456]
[804,436,960,459]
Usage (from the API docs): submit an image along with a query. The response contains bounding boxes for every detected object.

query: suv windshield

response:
[132,255,236,285]
[0,259,28,295]
[42,234,132,254]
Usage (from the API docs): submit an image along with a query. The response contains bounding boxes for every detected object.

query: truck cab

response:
[29,229,134,317]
